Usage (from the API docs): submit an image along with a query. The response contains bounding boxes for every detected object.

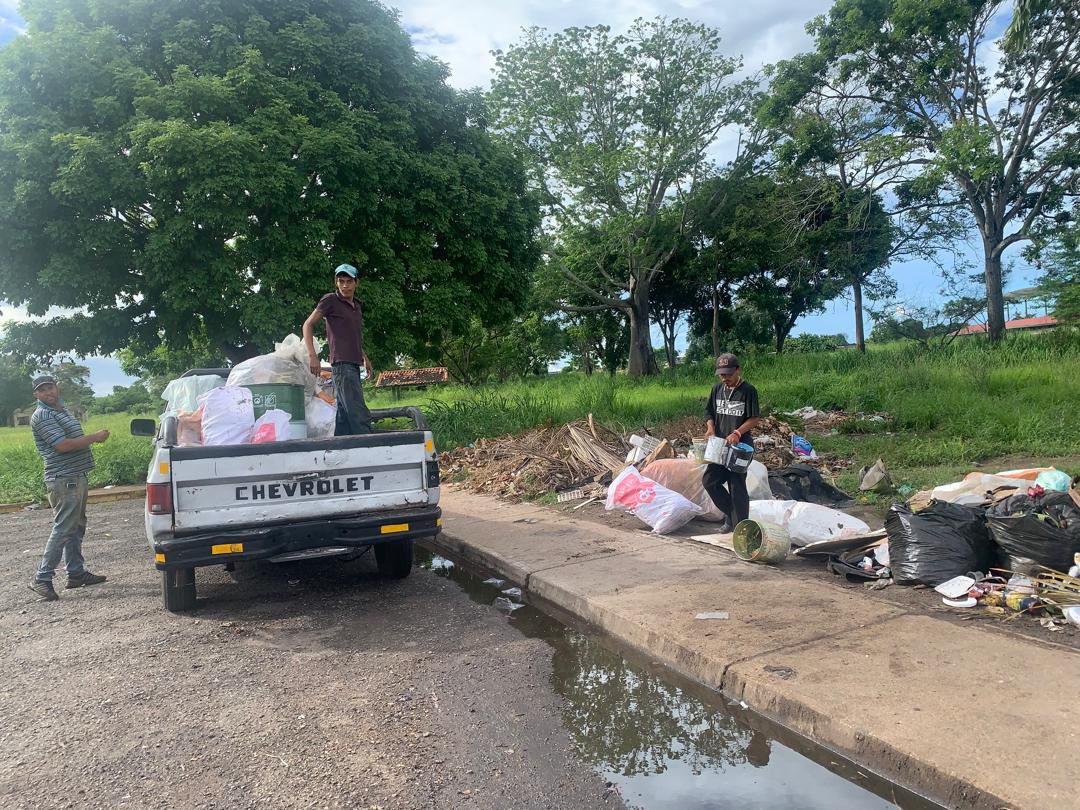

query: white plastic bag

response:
[160,375,225,415]
[199,386,255,446]
[605,466,703,534]
[226,334,321,396]
[930,474,1030,505]
[305,396,336,438]
[748,500,870,546]
[642,459,725,522]
[251,409,292,443]
[746,460,772,501]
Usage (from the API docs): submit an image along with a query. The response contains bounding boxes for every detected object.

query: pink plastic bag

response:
[605,466,702,534]
[251,409,291,443]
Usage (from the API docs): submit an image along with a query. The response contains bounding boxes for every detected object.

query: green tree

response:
[490,19,752,377]
[45,362,94,411]
[1032,206,1080,326]
[0,0,540,369]
[0,353,33,424]
[794,0,1080,343]
[92,381,155,414]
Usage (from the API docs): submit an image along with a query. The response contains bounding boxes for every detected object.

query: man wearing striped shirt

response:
[28,374,111,602]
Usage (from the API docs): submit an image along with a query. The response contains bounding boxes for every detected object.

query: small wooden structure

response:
[374,367,449,400]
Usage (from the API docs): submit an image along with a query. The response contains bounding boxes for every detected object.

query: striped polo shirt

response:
[31,402,95,480]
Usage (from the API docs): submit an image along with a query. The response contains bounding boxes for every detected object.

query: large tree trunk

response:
[853,277,866,353]
[984,242,1006,343]
[774,321,788,354]
[627,276,654,377]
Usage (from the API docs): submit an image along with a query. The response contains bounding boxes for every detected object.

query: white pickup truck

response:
[130,371,441,612]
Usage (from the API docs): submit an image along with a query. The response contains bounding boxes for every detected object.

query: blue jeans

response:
[332,363,372,435]
[36,473,88,582]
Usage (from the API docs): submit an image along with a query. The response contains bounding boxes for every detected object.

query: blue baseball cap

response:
[334,264,358,279]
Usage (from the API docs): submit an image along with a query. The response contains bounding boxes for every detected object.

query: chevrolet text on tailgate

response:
[131,387,441,612]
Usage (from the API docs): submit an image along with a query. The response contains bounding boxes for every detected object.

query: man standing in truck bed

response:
[303,264,375,435]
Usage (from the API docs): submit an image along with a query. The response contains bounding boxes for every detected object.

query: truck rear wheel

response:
[162,567,197,612]
[375,539,413,579]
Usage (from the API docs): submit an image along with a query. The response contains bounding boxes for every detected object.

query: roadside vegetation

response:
[1,332,1076,504]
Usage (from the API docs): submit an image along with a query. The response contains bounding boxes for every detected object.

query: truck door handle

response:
[291,472,323,481]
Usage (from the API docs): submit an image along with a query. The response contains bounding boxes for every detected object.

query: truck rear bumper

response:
[153,506,441,570]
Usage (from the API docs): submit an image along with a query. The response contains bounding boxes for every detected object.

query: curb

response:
[0,486,145,514]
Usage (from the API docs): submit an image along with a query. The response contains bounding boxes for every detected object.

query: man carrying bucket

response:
[703,353,761,531]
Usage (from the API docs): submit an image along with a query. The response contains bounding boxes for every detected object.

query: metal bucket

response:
[720,442,755,473]
[732,519,791,564]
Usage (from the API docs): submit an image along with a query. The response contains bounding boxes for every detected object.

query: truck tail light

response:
[147,482,173,515]
[426,459,440,489]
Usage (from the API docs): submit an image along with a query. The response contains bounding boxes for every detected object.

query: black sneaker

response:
[29,580,59,601]
[65,571,107,589]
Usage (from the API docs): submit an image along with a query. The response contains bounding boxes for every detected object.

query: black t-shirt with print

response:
[705,381,760,445]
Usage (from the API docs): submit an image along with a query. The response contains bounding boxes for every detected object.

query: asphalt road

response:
[0,499,624,810]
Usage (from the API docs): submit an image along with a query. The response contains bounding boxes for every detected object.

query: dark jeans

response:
[332,362,372,435]
[702,463,749,529]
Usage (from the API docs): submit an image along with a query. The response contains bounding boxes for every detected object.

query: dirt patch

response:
[0,500,623,809]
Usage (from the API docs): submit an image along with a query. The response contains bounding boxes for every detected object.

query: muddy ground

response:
[0,499,623,810]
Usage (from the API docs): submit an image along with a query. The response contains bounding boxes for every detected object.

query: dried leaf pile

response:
[442,418,629,500]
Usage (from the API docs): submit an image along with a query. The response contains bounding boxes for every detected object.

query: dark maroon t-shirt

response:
[317,292,364,365]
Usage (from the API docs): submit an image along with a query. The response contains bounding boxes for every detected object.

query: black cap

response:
[715,353,740,374]
[32,374,57,392]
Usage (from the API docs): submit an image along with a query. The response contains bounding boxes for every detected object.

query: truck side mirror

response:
[130,418,157,437]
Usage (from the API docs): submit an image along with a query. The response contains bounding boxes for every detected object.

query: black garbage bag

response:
[987,491,1080,573]
[768,464,851,505]
[886,501,996,586]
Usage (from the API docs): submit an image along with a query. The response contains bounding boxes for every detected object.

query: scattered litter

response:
[791,435,816,459]
[556,488,586,503]
[1063,606,1080,628]
[482,577,506,587]
[857,459,893,493]
[764,665,796,679]
[695,611,730,620]
[935,576,977,600]
[942,596,977,608]
[572,497,599,510]
[749,500,870,547]
[428,556,455,572]
[739,701,748,710]
[1040,617,1064,632]
[501,587,523,600]
[493,597,525,614]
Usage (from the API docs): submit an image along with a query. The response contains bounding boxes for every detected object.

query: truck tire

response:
[375,539,413,579]
[162,567,197,612]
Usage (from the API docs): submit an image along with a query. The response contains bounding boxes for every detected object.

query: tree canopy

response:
[0,0,541,368]
[490,18,753,376]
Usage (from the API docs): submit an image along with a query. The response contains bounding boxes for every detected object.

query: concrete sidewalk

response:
[434,488,1080,810]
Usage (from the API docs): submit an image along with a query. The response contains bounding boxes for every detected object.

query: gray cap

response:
[32,374,57,391]
[715,353,740,374]
[334,263,358,279]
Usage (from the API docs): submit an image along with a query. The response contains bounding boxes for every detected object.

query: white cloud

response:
[0,0,25,46]
[394,0,830,89]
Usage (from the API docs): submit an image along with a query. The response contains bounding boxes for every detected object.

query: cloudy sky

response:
[1,0,1032,390]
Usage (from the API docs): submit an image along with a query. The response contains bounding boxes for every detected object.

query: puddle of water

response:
[416,546,942,810]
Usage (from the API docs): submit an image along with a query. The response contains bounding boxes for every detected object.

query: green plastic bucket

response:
[732,519,791,564]
[248,383,307,439]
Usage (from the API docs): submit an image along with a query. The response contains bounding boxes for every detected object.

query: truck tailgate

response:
[169,432,433,534]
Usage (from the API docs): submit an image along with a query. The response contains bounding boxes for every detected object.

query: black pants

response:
[702,463,749,529]
[332,362,372,435]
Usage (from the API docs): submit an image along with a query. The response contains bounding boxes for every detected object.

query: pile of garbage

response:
[161,334,337,446]
[441,418,629,499]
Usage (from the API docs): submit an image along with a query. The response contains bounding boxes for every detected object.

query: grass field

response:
[2,331,1077,503]
[0,413,156,503]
